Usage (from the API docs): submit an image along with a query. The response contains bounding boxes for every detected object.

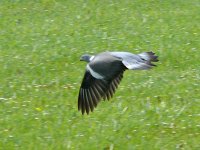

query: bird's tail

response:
[122,51,159,70]
[138,51,159,66]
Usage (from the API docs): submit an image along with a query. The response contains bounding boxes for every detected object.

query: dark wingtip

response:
[81,109,90,115]
[81,108,85,115]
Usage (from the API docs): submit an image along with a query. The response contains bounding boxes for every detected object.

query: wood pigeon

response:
[78,51,159,114]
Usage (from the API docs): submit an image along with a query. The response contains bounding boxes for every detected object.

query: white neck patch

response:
[89,56,95,61]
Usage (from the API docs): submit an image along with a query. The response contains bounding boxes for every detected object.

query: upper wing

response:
[110,51,158,70]
[78,70,125,115]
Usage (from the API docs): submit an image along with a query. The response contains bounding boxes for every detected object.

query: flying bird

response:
[78,51,158,114]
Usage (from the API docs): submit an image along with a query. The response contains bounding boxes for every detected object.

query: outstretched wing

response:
[110,51,159,70]
[78,70,125,115]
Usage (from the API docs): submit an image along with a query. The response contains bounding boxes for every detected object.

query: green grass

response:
[0,0,200,149]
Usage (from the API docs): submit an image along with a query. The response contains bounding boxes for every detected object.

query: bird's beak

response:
[80,57,84,61]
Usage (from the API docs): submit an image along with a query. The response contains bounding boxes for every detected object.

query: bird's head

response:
[80,54,94,62]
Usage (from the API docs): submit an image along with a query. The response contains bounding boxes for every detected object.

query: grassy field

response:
[0,0,200,149]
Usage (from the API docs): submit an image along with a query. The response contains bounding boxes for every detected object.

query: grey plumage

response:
[78,51,158,114]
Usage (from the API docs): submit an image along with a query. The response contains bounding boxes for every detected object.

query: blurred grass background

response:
[0,0,199,149]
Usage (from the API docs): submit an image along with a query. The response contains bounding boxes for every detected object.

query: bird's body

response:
[78,51,158,114]
[88,52,124,80]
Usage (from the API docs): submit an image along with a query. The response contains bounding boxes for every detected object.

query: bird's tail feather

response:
[122,51,159,70]
[138,51,159,63]
[137,51,159,69]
